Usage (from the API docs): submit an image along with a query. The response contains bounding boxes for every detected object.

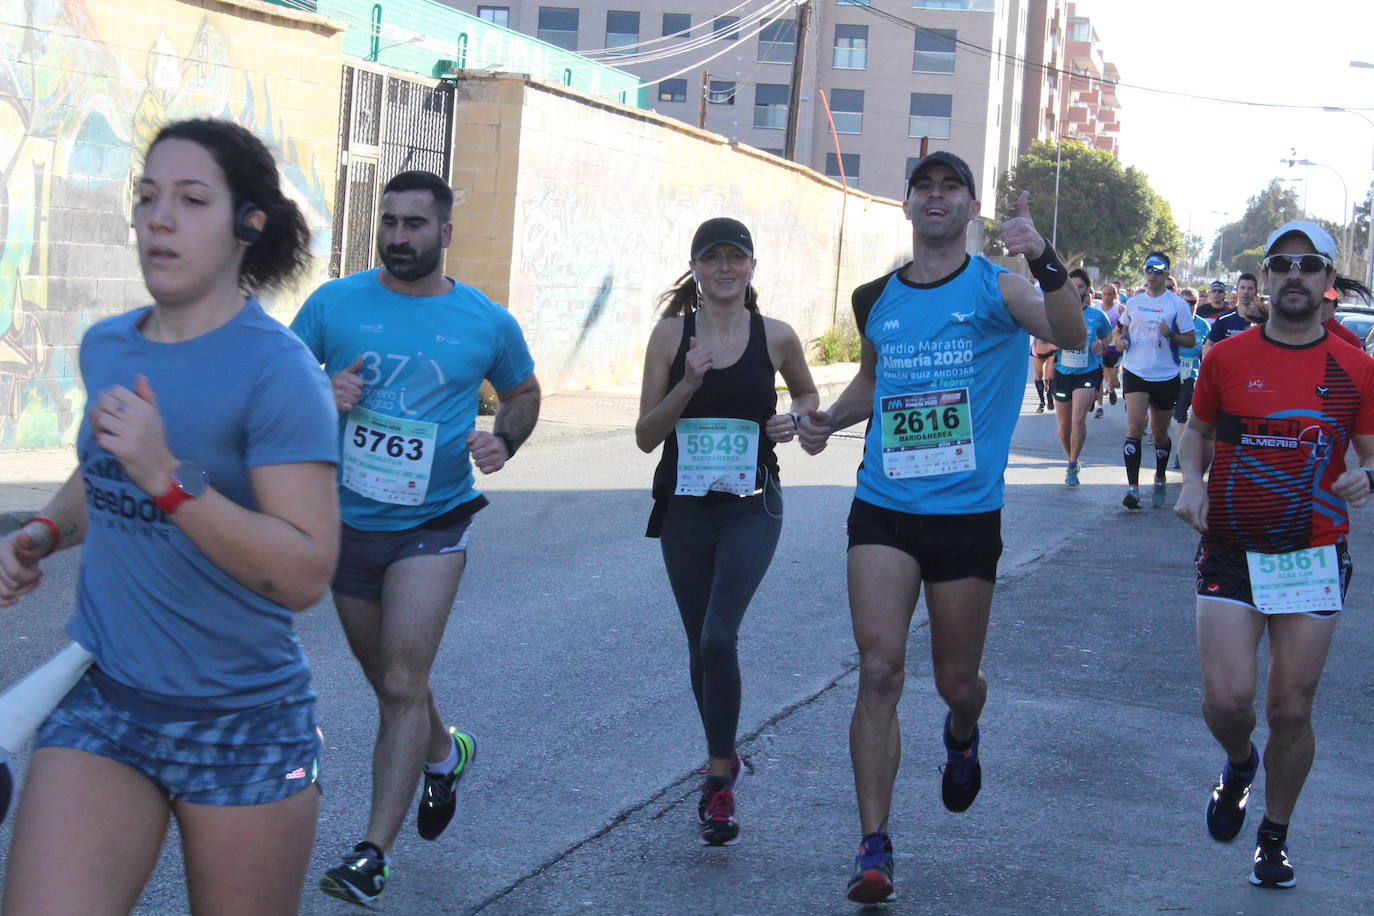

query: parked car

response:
[1333,307,1374,350]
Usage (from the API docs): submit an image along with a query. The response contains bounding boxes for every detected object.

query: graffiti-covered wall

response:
[0,0,343,448]
[445,74,913,393]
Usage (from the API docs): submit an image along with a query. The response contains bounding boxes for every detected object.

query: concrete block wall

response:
[445,73,913,393]
[0,0,343,448]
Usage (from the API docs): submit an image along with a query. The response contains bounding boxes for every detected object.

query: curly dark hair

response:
[147,119,312,293]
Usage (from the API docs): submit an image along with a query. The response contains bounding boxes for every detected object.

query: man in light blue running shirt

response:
[292,170,540,907]
[797,151,1084,904]
[1053,268,1113,485]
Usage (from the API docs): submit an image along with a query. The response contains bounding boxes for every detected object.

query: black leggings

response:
[659,479,783,760]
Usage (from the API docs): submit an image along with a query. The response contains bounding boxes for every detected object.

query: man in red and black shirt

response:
[1176,220,1374,890]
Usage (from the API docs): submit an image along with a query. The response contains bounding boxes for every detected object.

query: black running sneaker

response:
[320,841,389,907]
[417,729,476,840]
[1250,831,1296,888]
[695,750,743,823]
[699,786,740,846]
[940,713,981,812]
[1205,753,1254,842]
[0,749,12,825]
[846,832,894,903]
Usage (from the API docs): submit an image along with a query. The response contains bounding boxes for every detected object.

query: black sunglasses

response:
[1262,253,1332,274]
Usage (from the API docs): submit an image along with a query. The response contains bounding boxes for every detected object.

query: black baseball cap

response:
[906,151,976,199]
[691,218,754,259]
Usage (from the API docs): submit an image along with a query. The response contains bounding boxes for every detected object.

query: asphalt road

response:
[1,388,1371,915]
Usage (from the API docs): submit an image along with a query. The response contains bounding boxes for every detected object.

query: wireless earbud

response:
[234,201,263,244]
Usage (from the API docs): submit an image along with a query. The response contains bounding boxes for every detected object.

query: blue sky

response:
[1080,0,1374,252]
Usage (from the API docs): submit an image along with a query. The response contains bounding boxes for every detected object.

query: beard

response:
[380,241,443,282]
[1272,282,1319,322]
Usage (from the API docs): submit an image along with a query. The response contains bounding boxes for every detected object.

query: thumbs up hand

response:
[999,191,1047,259]
[332,355,366,413]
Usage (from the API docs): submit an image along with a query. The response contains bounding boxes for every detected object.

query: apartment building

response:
[1059,2,1119,155]
[443,1,1090,207]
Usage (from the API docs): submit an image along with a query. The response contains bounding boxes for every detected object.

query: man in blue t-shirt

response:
[1203,271,1267,356]
[797,152,1085,904]
[292,171,540,907]
[1168,287,1214,469]
[1053,268,1113,485]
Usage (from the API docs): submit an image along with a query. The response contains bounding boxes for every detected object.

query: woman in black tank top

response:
[635,218,817,847]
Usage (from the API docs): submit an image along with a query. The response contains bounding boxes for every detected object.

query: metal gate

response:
[330,65,455,278]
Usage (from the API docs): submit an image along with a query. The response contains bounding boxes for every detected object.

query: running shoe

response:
[846,832,895,903]
[1205,752,1254,842]
[695,750,744,823]
[1250,831,1296,888]
[940,712,981,812]
[1065,463,1080,486]
[699,785,740,846]
[1035,404,1045,413]
[1109,389,1117,405]
[320,841,389,907]
[1094,407,1104,418]
[1152,479,1166,508]
[1170,455,1182,471]
[417,729,476,840]
[0,749,12,825]
[1122,486,1141,510]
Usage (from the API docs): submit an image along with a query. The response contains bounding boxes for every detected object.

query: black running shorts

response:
[847,499,1001,583]
[1122,369,1181,412]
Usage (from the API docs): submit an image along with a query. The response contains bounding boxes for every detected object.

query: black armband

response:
[1025,241,1068,293]
[493,430,518,459]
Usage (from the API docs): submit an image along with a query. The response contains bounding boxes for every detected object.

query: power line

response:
[851,4,1374,114]
[575,0,783,61]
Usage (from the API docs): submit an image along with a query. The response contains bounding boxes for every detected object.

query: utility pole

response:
[783,0,810,161]
[698,69,708,129]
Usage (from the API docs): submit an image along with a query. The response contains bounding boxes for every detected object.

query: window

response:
[825,152,860,188]
[658,78,687,103]
[477,6,509,27]
[914,29,956,73]
[757,20,796,63]
[829,89,864,134]
[709,80,735,104]
[833,24,868,69]
[663,13,690,37]
[909,93,952,138]
[913,0,993,9]
[754,83,790,129]
[605,11,640,55]
[537,7,578,51]
[1069,20,1093,42]
[714,16,739,40]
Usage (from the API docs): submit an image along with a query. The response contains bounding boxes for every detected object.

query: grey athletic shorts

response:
[332,517,472,601]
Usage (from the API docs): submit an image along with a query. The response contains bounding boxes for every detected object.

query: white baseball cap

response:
[1264,220,1336,259]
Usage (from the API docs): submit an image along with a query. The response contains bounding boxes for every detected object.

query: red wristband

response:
[21,516,60,558]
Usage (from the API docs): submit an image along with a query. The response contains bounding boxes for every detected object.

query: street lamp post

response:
[1325,90,1374,287]
[1282,158,1350,273]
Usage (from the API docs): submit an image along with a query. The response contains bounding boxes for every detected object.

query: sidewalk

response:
[0,363,863,528]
